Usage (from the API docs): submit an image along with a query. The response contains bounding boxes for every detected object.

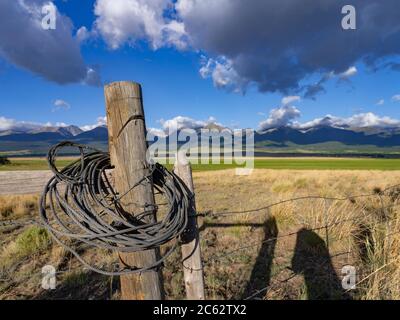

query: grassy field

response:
[0,158,74,171]
[191,158,400,171]
[0,169,399,300]
[2,157,400,171]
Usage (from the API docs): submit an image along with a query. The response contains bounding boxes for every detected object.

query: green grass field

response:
[0,159,74,171]
[1,157,400,171]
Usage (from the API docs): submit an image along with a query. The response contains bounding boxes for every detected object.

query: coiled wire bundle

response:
[39,142,191,275]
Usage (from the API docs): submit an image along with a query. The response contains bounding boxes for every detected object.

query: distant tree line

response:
[0,156,10,165]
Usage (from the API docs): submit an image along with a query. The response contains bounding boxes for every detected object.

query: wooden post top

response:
[104,81,143,105]
[105,81,141,88]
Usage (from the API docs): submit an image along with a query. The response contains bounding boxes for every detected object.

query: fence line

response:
[201,182,400,218]
[1,170,399,300]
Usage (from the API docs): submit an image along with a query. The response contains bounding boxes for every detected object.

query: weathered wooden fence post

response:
[174,151,205,300]
[104,81,164,300]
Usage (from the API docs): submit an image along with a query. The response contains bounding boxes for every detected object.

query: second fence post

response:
[104,81,164,300]
[174,151,205,300]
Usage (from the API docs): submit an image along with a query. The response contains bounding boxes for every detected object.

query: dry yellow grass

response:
[192,170,400,300]
[0,194,39,219]
[0,169,399,300]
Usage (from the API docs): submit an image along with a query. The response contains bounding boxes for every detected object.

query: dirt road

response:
[0,171,52,195]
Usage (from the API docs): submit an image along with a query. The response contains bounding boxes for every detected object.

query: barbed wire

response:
[198,205,400,269]
[2,172,399,271]
[200,183,400,218]
[1,143,399,299]
[198,189,400,300]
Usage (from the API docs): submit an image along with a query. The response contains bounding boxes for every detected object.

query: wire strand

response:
[38,141,191,275]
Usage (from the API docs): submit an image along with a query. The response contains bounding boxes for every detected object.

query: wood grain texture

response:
[105,81,164,300]
[174,151,205,300]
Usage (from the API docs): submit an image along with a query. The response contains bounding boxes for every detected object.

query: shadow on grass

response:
[291,228,352,300]
[34,270,119,300]
[241,216,278,299]
[353,223,374,264]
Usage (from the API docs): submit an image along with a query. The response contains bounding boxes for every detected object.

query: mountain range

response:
[0,125,83,138]
[255,126,400,147]
[2,123,400,156]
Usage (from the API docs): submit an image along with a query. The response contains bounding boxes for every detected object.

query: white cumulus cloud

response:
[147,115,225,136]
[94,0,187,50]
[76,26,92,43]
[297,112,400,129]
[52,99,70,112]
[392,95,400,102]
[80,116,107,131]
[282,96,301,106]
[258,106,301,132]
[160,116,220,132]
[0,116,68,132]
[200,57,246,93]
[338,66,358,79]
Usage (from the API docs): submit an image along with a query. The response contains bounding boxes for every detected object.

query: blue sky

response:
[1,0,400,132]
